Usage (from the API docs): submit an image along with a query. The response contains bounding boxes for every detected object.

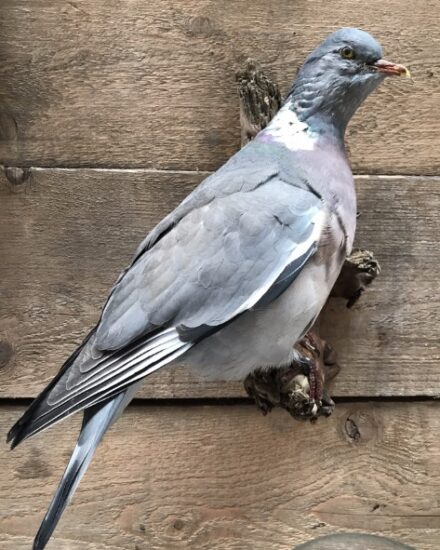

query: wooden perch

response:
[236,59,380,421]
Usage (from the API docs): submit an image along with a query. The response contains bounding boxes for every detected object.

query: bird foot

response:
[244,332,339,422]
[331,249,381,308]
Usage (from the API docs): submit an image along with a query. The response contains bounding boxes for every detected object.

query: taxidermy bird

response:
[7,28,410,549]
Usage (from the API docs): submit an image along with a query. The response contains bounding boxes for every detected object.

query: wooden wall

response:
[1,1,439,549]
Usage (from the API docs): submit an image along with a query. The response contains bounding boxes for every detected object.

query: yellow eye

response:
[340,46,355,59]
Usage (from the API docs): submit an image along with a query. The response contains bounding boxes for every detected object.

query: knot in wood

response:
[345,416,361,442]
[3,166,31,186]
[0,341,14,370]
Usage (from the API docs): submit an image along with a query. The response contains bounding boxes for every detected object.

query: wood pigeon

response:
[7,27,410,549]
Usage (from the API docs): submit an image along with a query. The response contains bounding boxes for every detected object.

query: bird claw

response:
[320,390,336,417]
[245,334,338,422]
[331,249,381,308]
[284,364,330,422]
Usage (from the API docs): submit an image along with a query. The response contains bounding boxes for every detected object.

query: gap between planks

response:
[0,395,438,411]
[2,166,440,179]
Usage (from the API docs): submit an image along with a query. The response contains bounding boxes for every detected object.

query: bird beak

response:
[371,59,411,77]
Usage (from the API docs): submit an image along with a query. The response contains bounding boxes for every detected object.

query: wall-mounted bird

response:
[7,28,410,549]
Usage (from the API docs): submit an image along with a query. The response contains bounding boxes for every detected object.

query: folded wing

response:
[8,174,323,447]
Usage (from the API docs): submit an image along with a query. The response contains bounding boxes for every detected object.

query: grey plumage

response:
[7,27,409,549]
[31,386,138,550]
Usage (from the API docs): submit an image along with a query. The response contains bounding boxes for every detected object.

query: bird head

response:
[289,28,410,137]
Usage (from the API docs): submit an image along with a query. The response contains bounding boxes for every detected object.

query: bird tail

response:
[32,384,138,550]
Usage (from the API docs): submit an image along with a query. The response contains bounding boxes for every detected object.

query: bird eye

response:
[340,46,356,59]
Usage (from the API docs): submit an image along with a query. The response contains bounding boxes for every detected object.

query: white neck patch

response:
[263,103,316,151]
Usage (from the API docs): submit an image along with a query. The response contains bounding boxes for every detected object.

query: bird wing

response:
[97,175,323,347]
[8,169,324,446]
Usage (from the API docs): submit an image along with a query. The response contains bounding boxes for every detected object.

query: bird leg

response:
[244,329,338,421]
[244,249,380,421]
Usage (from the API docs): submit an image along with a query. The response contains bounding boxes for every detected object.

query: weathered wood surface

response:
[1,168,439,399]
[1,402,439,549]
[294,534,415,550]
[0,0,438,174]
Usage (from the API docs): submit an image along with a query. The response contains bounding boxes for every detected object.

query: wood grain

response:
[0,0,438,173]
[295,534,415,550]
[1,168,439,399]
[1,402,439,549]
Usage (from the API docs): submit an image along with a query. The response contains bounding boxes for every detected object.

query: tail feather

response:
[32,386,137,550]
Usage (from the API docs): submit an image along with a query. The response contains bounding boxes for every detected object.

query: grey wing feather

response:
[134,160,279,255]
[97,176,322,349]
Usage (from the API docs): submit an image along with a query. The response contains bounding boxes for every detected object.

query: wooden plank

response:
[1,168,439,399]
[1,402,439,549]
[0,0,438,174]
